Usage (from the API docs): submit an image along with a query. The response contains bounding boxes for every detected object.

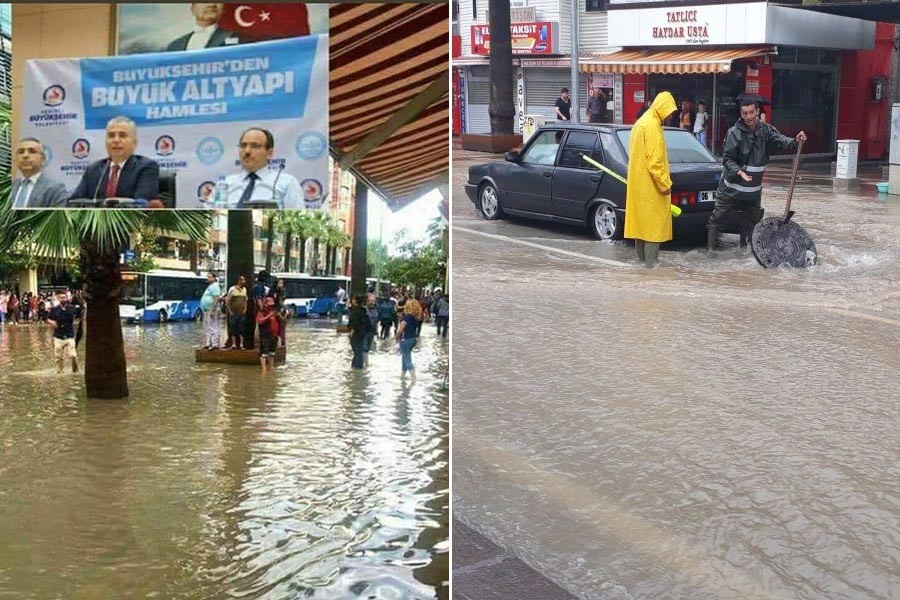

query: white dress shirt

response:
[223,168,304,210]
[15,172,42,207]
[187,25,217,51]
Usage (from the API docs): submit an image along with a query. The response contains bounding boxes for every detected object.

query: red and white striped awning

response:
[580,46,775,74]
[331,4,449,210]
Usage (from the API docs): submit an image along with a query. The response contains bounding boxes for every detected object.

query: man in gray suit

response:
[166,3,242,52]
[10,138,68,209]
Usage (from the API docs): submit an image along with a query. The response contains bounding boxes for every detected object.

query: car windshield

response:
[616,129,717,163]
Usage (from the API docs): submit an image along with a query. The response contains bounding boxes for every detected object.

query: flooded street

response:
[0,319,448,599]
[452,152,900,599]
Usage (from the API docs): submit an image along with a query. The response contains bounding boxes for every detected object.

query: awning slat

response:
[579,46,774,75]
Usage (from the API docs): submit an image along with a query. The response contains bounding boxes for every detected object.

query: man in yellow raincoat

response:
[624,91,678,268]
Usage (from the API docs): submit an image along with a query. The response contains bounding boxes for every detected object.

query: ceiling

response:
[330,3,449,210]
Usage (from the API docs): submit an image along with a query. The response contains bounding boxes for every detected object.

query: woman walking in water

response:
[395,297,423,381]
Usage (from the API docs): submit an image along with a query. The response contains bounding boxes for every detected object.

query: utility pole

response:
[570,0,580,124]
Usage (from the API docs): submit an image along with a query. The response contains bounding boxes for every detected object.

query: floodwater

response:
[0,318,448,599]
[453,161,900,599]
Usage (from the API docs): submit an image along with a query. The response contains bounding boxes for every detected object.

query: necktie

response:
[238,172,258,206]
[105,164,120,198]
[15,179,31,208]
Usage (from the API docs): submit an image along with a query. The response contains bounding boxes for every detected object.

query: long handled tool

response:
[581,155,681,217]
[750,139,817,268]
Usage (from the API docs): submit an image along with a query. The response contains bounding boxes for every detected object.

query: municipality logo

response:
[43,85,66,107]
[44,146,54,167]
[295,132,327,160]
[196,137,224,165]
[72,139,90,160]
[301,178,324,208]
[155,135,175,157]
[197,181,216,204]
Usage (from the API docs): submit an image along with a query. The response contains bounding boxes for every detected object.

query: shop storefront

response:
[583,1,878,156]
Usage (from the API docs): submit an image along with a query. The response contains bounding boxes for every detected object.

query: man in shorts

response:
[225,275,248,350]
[47,290,80,373]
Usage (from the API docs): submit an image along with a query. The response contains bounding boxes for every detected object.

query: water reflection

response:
[0,319,448,599]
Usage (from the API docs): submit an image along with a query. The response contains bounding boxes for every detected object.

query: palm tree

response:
[293,212,317,273]
[308,212,331,275]
[3,210,211,399]
[275,211,301,272]
[264,211,277,273]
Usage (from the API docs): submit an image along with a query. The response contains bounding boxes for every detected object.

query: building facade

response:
[453,0,894,160]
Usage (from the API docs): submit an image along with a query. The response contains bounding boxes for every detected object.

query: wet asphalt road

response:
[452,149,900,599]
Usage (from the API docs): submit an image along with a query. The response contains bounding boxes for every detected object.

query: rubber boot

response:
[635,240,645,262]
[706,227,720,251]
[644,242,660,268]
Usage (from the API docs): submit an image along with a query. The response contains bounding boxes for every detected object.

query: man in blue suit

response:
[70,117,159,203]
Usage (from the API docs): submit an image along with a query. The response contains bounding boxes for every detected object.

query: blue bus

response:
[271,274,390,317]
[120,270,209,323]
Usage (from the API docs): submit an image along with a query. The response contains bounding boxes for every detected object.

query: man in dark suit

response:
[10,137,67,208]
[166,3,242,52]
[70,117,159,203]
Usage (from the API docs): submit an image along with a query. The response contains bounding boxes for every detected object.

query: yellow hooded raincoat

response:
[624,91,677,243]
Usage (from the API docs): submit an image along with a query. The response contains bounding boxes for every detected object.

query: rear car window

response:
[559,131,602,170]
[615,129,717,163]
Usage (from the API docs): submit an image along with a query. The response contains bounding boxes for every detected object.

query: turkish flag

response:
[219,3,310,42]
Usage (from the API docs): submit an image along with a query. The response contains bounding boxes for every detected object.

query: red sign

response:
[470,22,559,56]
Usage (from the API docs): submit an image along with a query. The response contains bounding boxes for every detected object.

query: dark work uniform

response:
[555,97,571,121]
[708,118,798,248]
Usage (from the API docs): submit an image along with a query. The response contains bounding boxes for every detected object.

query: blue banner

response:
[79,36,315,130]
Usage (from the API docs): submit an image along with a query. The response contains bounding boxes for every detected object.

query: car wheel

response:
[194,309,203,322]
[478,183,502,220]
[590,203,623,240]
[158,310,168,323]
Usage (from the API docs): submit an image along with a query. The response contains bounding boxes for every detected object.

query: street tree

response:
[2,210,210,399]
[488,0,515,135]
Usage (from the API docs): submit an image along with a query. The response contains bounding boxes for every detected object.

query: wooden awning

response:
[579,46,775,74]
[330,4,449,210]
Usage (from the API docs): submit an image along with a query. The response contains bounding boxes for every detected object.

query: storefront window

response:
[772,68,838,154]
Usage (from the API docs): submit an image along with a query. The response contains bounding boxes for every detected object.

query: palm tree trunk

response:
[265,215,275,274]
[188,239,198,272]
[283,228,293,272]
[228,211,256,349]
[343,247,350,276]
[80,239,129,399]
[489,0,515,135]
[299,237,307,273]
[330,246,338,276]
[325,244,333,275]
[313,239,321,275]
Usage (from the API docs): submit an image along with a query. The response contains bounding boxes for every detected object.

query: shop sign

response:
[459,75,467,133]
[471,22,561,55]
[516,70,525,130]
[591,74,616,88]
[609,3,767,47]
[634,90,645,103]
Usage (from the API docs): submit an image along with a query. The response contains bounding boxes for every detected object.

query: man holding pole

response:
[707,95,807,251]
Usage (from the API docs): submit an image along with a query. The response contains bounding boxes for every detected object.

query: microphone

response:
[271,163,285,204]
[92,159,111,206]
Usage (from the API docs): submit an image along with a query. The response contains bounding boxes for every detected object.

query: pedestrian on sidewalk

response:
[587,88,607,123]
[47,290,80,373]
[554,88,571,122]
[225,275,248,350]
[693,101,709,148]
[435,294,449,339]
[256,297,278,372]
[201,271,222,350]
[364,294,378,367]
[396,297,422,381]
[348,294,369,370]
[707,95,806,251]
[624,91,679,268]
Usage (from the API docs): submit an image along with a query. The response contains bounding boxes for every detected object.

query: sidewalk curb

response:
[453,518,579,599]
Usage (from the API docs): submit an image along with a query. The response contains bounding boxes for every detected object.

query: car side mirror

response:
[505,151,521,163]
